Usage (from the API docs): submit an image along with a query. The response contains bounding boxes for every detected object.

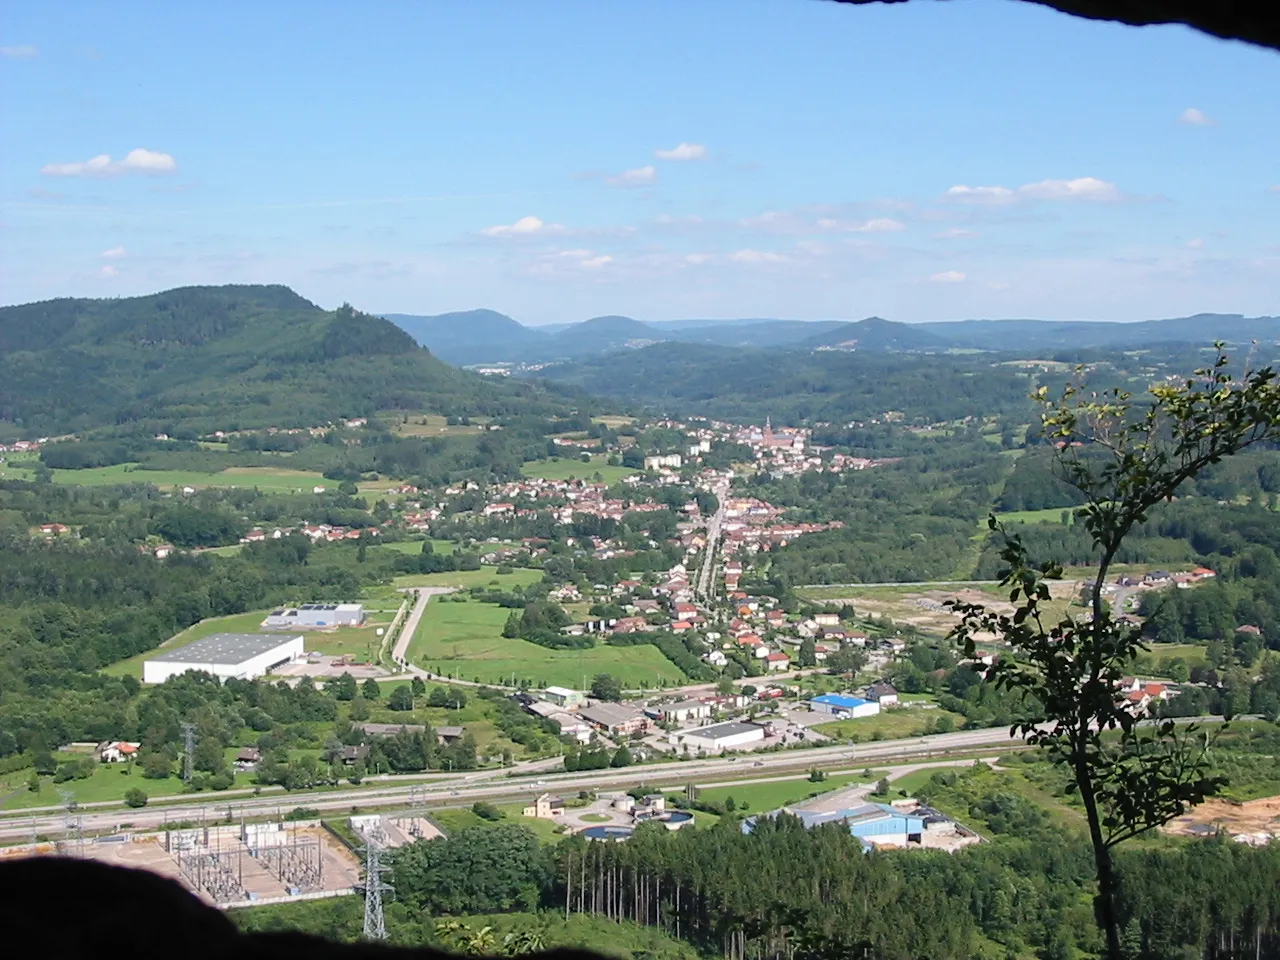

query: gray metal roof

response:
[148,633,301,665]
[682,720,763,739]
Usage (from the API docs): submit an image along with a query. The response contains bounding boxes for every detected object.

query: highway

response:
[0,725,1027,842]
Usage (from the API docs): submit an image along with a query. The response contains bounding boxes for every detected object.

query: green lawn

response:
[429,804,566,844]
[995,507,1077,525]
[377,539,456,556]
[392,566,543,591]
[408,596,685,689]
[694,771,874,813]
[886,767,948,796]
[103,607,399,680]
[2,461,393,495]
[521,456,637,485]
[0,751,260,811]
[810,707,966,742]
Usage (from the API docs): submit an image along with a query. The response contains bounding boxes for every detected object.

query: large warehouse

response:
[143,633,305,684]
[668,720,766,756]
[260,603,365,629]
[809,694,881,719]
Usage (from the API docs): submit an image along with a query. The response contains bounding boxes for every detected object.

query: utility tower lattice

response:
[360,828,393,941]
[60,790,84,858]
[181,722,196,783]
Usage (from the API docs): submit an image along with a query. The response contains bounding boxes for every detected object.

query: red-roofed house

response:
[765,651,791,671]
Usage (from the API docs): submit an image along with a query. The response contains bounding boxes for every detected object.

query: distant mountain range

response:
[384,310,1280,366]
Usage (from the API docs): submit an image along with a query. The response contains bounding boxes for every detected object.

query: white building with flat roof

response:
[143,633,304,684]
[668,720,766,756]
[260,603,365,630]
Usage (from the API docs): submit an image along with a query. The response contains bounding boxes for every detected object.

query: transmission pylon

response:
[181,722,197,783]
[60,789,83,858]
[360,831,393,941]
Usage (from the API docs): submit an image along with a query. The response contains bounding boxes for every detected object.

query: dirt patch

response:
[1164,795,1280,840]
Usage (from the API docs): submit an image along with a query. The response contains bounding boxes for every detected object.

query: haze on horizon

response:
[1,1,1277,326]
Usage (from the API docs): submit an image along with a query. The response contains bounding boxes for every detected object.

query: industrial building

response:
[809,693,881,719]
[668,720,765,755]
[143,633,304,684]
[260,603,365,630]
[542,685,585,708]
[742,803,925,850]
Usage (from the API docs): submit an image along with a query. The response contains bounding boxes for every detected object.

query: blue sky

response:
[1,0,1277,324]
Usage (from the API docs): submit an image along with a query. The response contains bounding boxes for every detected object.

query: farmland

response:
[521,455,637,485]
[0,458,395,495]
[407,595,685,689]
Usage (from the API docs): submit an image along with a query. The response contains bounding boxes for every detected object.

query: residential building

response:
[522,793,565,820]
[865,681,899,705]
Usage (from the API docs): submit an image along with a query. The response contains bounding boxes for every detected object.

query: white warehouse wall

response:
[142,636,304,684]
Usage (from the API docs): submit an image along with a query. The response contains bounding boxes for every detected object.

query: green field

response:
[103,607,400,680]
[0,460,396,495]
[430,804,565,844]
[693,771,876,813]
[392,566,543,591]
[408,596,685,689]
[521,456,637,484]
[0,748,262,810]
[995,507,1078,525]
[811,707,966,742]
[377,539,456,556]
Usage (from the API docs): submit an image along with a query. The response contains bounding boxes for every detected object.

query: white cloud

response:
[97,265,118,279]
[929,270,966,283]
[946,176,1122,204]
[606,165,657,187]
[684,253,713,265]
[1185,237,1204,249]
[1179,107,1215,126]
[934,227,978,239]
[655,143,707,161]
[99,246,127,259]
[1269,185,1280,194]
[816,216,905,233]
[41,147,177,177]
[1,45,37,58]
[480,215,564,238]
[729,249,789,264]
[945,185,1016,205]
[1020,177,1122,201]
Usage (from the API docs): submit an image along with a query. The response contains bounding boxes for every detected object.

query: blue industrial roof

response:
[811,694,873,709]
[741,803,924,839]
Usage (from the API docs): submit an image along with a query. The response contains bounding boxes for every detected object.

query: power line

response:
[360,826,393,941]
[181,722,197,783]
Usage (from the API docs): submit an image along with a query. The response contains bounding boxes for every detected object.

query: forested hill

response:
[533,341,1039,425]
[0,285,570,436]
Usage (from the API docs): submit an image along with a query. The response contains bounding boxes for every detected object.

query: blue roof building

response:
[809,693,880,718]
[742,803,925,851]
